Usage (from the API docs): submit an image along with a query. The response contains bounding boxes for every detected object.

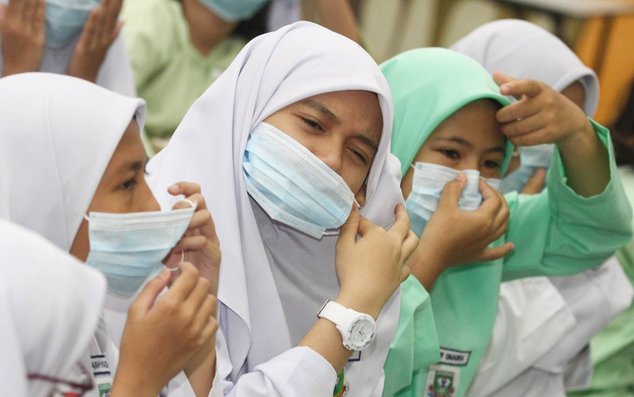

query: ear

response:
[355,183,367,207]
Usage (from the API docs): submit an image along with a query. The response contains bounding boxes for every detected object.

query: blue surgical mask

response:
[243,122,356,239]
[198,0,267,22]
[45,0,100,49]
[499,144,553,194]
[405,162,500,236]
[84,200,196,299]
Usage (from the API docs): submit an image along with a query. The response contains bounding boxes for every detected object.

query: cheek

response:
[69,219,90,262]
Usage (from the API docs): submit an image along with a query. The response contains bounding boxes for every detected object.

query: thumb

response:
[521,168,547,195]
[338,204,360,246]
[438,173,466,210]
[129,268,170,318]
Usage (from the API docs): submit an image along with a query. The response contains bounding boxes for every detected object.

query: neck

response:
[181,0,237,55]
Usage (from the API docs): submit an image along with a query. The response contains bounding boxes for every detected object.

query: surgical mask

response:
[243,122,356,239]
[198,0,267,22]
[45,0,99,49]
[405,162,500,236]
[500,144,553,194]
[84,200,196,298]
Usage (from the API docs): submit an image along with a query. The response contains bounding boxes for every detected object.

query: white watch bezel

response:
[318,300,376,351]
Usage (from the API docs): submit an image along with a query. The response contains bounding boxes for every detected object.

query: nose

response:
[458,155,480,173]
[317,145,344,175]
[138,180,161,212]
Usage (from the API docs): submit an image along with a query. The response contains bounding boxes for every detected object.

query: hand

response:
[494,72,594,149]
[0,0,45,77]
[521,168,547,195]
[66,0,122,82]
[409,175,514,289]
[495,72,610,197]
[335,205,417,319]
[113,263,217,397]
[163,182,221,297]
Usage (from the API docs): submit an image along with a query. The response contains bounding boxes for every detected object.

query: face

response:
[401,99,505,198]
[264,90,383,206]
[70,120,160,261]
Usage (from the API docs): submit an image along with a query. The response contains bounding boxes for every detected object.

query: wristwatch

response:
[317,300,376,351]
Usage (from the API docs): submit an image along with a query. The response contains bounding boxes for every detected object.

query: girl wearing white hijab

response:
[148,21,416,396]
[0,219,105,397]
[0,72,221,397]
[451,19,634,397]
[0,0,136,96]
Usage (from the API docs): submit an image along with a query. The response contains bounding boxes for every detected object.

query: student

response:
[0,219,106,397]
[121,0,268,150]
[450,19,634,397]
[0,72,220,397]
[147,21,423,396]
[380,48,632,397]
[0,0,136,95]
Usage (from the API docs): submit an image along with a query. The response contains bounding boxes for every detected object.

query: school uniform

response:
[380,48,633,397]
[148,22,411,396]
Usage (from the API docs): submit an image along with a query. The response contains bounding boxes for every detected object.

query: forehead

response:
[104,120,146,172]
[429,99,504,147]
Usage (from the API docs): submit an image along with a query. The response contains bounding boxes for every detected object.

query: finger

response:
[492,71,515,87]
[496,99,541,124]
[23,0,36,25]
[478,242,515,262]
[505,127,552,147]
[388,204,411,240]
[401,230,419,262]
[128,268,170,317]
[479,183,503,214]
[33,0,44,34]
[499,79,542,101]
[193,295,217,334]
[79,9,99,48]
[102,0,120,35]
[522,168,547,195]
[89,6,106,47]
[185,277,212,313]
[500,114,548,138]
[110,19,123,41]
[400,265,411,283]
[357,215,377,238]
[437,173,467,210]
[172,235,208,253]
[337,204,360,245]
[169,181,202,199]
[165,261,199,302]
[0,5,5,25]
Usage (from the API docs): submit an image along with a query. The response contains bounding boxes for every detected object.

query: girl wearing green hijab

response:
[380,48,633,397]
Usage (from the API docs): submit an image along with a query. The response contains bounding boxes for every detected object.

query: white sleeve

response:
[214,328,338,397]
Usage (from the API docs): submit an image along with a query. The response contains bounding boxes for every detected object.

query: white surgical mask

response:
[500,144,553,194]
[44,0,100,49]
[243,122,356,239]
[405,162,500,236]
[84,199,196,298]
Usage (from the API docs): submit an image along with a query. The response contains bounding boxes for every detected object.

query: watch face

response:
[347,316,376,350]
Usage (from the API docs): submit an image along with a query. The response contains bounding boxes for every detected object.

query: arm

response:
[494,74,633,280]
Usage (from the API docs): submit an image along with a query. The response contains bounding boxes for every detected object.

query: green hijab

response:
[381,47,514,177]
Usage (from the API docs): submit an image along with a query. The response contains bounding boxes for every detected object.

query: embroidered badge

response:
[333,369,349,397]
[426,364,459,397]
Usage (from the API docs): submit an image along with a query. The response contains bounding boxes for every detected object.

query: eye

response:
[300,116,325,132]
[119,178,138,191]
[483,159,502,169]
[438,148,460,160]
[348,147,369,165]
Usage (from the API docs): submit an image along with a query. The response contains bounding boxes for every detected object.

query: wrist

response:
[558,117,594,153]
[335,292,382,320]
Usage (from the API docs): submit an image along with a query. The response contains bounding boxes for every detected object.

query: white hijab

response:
[0,219,106,397]
[0,0,136,97]
[450,19,599,116]
[0,72,145,251]
[148,21,404,394]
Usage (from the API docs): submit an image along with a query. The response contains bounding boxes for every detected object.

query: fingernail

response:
[168,184,179,192]
[455,173,466,181]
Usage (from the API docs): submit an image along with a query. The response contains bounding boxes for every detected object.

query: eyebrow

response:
[301,100,341,124]
[356,134,379,154]
[117,156,149,174]
[433,136,505,154]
